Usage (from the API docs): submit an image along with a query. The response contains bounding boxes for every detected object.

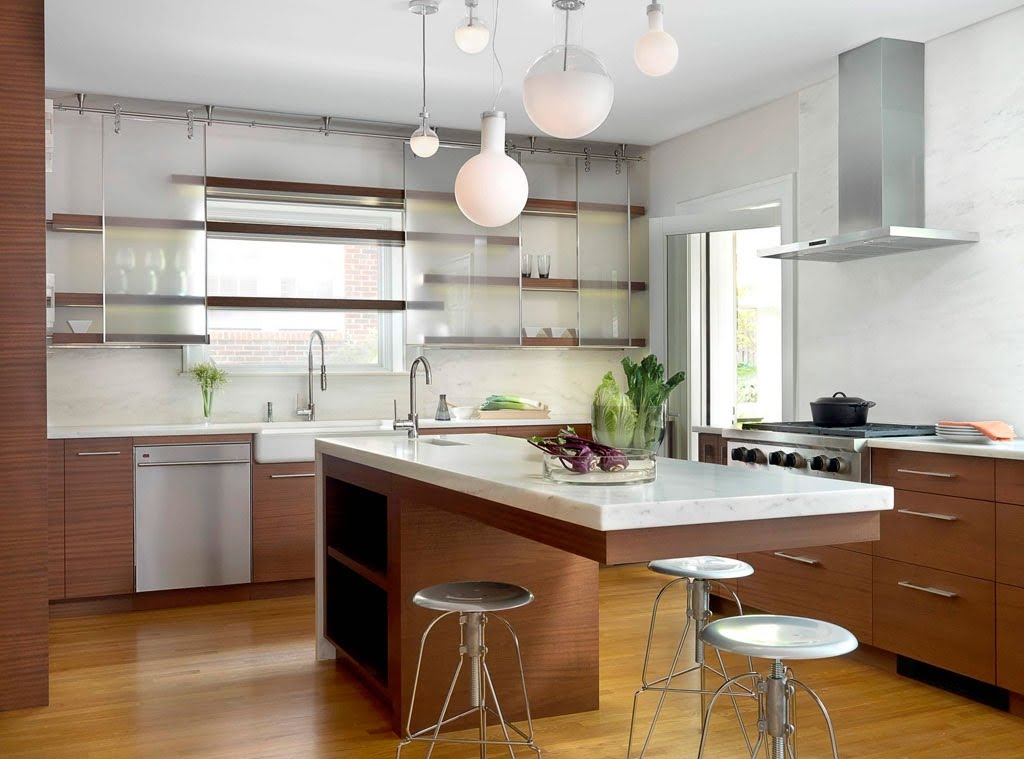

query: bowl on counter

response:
[67,319,93,333]
[450,406,476,421]
[542,449,657,485]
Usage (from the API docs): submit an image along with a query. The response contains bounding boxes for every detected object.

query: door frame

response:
[649,175,798,452]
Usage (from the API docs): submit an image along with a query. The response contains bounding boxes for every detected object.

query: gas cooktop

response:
[742,422,936,439]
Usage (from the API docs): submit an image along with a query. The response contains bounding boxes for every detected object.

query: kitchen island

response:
[314,433,892,733]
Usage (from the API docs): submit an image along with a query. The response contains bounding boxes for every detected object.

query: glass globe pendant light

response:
[454,0,490,54]
[522,0,614,139]
[635,3,678,77]
[408,0,440,158]
[455,0,528,227]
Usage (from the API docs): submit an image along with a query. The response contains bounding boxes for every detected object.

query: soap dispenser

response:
[434,394,451,422]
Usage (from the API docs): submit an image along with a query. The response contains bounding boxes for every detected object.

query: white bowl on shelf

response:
[66,319,92,333]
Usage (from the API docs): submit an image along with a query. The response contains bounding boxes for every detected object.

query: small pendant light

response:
[635,2,679,77]
[455,0,528,227]
[454,0,490,54]
[409,0,440,158]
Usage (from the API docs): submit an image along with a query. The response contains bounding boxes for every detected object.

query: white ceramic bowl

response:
[67,319,92,334]
[451,406,476,421]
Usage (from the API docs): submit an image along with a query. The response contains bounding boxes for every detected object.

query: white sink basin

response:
[254,420,401,463]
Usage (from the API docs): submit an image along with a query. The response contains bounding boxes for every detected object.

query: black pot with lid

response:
[809,392,876,427]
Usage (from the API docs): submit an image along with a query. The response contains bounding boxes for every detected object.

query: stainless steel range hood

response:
[760,38,978,262]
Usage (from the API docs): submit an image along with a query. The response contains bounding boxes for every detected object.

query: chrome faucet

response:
[297,329,327,421]
[393,356,432,438]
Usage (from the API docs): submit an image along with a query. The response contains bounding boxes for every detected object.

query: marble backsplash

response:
[47,346,639,426]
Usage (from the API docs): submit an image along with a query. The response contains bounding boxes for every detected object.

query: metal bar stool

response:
[628,556,758,758]
[396,580,542,758]
[698,614,858,759]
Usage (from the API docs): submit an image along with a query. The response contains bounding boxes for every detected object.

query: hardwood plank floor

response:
[1,565,1022,757]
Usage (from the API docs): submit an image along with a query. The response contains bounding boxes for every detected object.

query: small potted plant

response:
[189,361,228,423]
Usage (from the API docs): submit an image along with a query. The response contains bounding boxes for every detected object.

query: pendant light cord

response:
[420,13,427,119]
[563,8,569,71]
[490,0,504,111]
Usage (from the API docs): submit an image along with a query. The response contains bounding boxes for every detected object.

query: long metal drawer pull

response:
[896,508,959,522]
[896,468,957,479]
[269,473,315,479]
[773,551,821,566]
[897,580,958,598]
[137,459,250,468]
[77,450,121,456]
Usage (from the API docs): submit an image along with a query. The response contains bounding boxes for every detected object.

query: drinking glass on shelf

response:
[537,254,551,278]
[521,253,533,278]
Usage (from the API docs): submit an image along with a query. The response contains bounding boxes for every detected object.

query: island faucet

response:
[297,329,327,422]
[394,356,432,438]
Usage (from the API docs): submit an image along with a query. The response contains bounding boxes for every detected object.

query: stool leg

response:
[492,615,542,757]
[788,677,840,759]
[764,660,790,759]
[397,611,460,757]
[696,672,762,759]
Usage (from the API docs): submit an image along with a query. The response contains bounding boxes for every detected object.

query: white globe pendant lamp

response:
[635,3,678,77]
[455,111,528,227]
[454,0,490,54]
[408,0,440,158]
[522,0,614,140]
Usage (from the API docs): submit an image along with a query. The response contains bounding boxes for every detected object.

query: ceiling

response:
[45,0,1023,146]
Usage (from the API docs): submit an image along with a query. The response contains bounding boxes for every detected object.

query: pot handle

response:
[862,400,877,408]
[832,392,847,398]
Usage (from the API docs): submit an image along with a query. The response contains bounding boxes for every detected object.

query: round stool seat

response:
[648,555,754,580]
[412,581,534,613]
[701,614,857,661]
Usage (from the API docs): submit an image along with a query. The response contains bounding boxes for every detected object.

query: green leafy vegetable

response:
[621,355,685,450]
[592,372,637,448]
[480,394,546,411]
[188,361,228,391]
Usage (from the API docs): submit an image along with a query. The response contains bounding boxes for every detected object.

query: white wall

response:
[648,5,1024,427]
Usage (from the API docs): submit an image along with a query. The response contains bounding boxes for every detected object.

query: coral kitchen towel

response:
[938,420,1017,441]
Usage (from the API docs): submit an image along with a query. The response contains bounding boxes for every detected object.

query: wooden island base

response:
[317,454,881,735]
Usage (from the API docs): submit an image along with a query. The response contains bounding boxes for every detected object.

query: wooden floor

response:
[1,565,1023,757]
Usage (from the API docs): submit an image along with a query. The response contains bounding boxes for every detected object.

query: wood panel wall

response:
[0,0,47,710]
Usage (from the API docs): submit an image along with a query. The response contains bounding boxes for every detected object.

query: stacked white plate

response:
[935,423,991,444]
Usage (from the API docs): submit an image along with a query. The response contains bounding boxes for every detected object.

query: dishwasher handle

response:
[137,459,250,468]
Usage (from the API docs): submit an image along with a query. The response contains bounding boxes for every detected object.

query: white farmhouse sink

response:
[254,420,402,463]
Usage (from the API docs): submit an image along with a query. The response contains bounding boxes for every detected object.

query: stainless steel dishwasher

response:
[134,442,252,592]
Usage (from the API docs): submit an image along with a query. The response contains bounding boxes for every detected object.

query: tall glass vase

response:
[632,401,667,452]
[201,386,214,423]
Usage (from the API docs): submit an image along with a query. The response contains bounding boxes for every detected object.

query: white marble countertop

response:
[48,415,589,440]
[867,436,1024,460]
[315,433,892,532]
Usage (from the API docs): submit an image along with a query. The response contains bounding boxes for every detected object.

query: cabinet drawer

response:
[875,491,994,580]
[253,462,315,583]
[995,460,1024,506]
[871,448,993,500]
[873,557,995,684]
[997,583,1024,693]
[738,546,872,644]
[996,503,1024,588]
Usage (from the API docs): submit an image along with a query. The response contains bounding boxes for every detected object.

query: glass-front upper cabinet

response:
[578,156,631,346]
[102,117,207,343]
[404,146,520,346]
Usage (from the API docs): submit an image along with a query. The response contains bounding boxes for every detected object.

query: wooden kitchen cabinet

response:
[873,556,995,684]
[997,583,1024,693]
[252,462,316,583]
[697,433,727,465]
[739,546,873,644]
[48,439,65,600]
[871,448,994,501]
[64,438,134,598]
[996,502,1024,587]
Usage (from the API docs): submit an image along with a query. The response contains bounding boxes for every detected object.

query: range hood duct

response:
[761,38,978,262]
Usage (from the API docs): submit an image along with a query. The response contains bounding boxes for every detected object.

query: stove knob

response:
[784,452,806,469]
[826,457,848,474]
[768,450,786,466]
[744,448,765,465]
[810,455,829,471]
[731,447,748,462]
